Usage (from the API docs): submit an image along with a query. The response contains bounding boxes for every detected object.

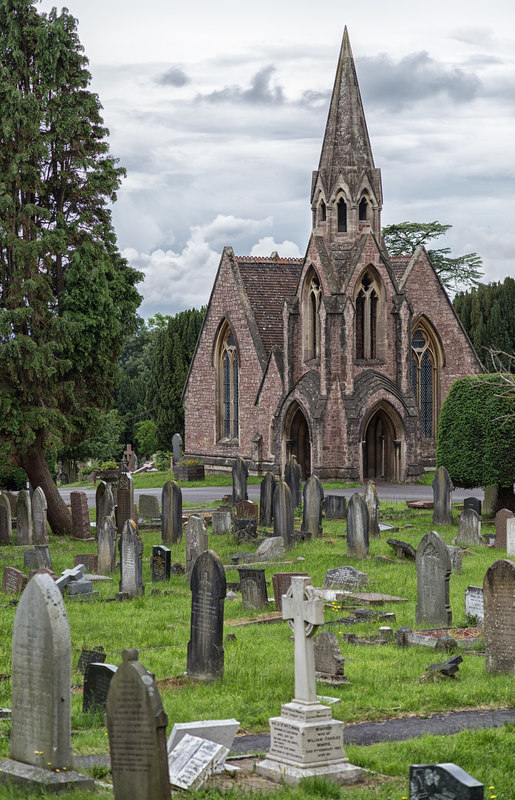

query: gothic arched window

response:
[358,195,368,221]
[355,270,379,360]
[319,200,326,223]
[337,198,347,232]
[303,270,322,361]
[411,321,440,438]
[216,322,239,440]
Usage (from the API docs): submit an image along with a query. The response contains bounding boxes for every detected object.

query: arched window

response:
[304,271,322,361]
[411,321,440,438]
[216,322,239,440]
[355,270,379,359]
[358,196,368,221]
[319,200,326,223]
[337,198,347,232]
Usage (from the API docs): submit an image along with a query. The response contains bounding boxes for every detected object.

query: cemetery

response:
[0,474,513,800]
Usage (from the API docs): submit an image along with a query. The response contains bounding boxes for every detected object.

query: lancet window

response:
[411,321,440,438]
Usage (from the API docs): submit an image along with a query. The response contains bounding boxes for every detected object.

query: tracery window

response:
[304,271,322,360]
[216,322,239,440]
[355,270,379,359]
[411,322,440,438]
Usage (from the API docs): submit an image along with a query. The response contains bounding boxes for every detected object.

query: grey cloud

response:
[298,89,330,109]
[156,66,191,87]
[198,65,285,105]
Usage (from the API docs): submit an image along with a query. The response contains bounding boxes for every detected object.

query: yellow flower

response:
[56,769,60,773]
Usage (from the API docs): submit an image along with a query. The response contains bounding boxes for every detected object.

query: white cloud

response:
[250,237,302,258]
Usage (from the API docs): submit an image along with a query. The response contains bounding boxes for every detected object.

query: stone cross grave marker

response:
[415,530,452,628]
[483,558,514,675]
[151,545,171,582]
[172,432,183,463]
[282,576,324,704]
[273,480,294,550]
[302,475,324,538]
[346,493,369,559]
[70,491,91,539]
[409,762,484,800]
[457,508,482,546]
[139,494,160,520]
[185,515,208,581]
[83,662,117,712]
[259,471,276,527]
[118,519,144,597]
[0,492,12,544]
[162,480,182,545]
[187,550,226,681]
[325,494,347,520]
[237,566,268,609]
[284,454,302,508]
[232,456,248,503]
[116,472,134,536]
[32,486,48,545]
[432,466,453,525]
[15,489,32,546]
[97,516,117,574]
[364,481,380,538]
[106,648,170,800]
[122,443,136,472]
[95,481,115,531]
[494,508,514,550]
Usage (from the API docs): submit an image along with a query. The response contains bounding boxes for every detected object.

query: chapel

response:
[182,28,482,482]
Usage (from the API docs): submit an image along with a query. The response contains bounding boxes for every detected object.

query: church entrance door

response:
[285,404,311,479]
[362,405,401,482]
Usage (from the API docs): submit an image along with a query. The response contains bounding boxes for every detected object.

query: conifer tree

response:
[0,1,141,534]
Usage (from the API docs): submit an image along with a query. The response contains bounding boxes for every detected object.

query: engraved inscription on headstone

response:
[187,550,226,682]
[483,558,515,675]
[151,545,171,582]
[2,567,28,595]
[415,530,452,628]
[185,515,208,581]
[83,663,117,712]
[465,585,484,625]
[273,480,294,550]
[97,516,117,574]
[409,762,484,800]
[31,486,48,545]
[301,475,324,538]
[118,520,144,597]
[15,490,32,546]
[325,495,347,520]
[346,493,369,559]
[237,567,268,609]
[457,508,482,546]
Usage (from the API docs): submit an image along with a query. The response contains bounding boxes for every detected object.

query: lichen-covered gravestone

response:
[415,530,452,628]
[457,508,482,546]
[364,481,380,538]
[431,466,453,525]
[232,456,248,504]
[314,632,349,685]
[2,566,27,595]
[172,432,183,463]
[116,472,134,536]
[0,492,12,544]
[161,480,182,545]
[237,566,268,609]
[483,558,515,675]
[97,516,118,574]
[187,550,226,681]
[302,475,324,538]
[106,648,170,800]
[346,493,369,559]
[15,490,32,546]
[325,495,347,520]
[139,494,160,520]
[118,520,144,596]
[284,454,302,508]
[31,486,48,545]
[273,480,294,550]
[259,471,276,527]
[95,480,114,530]
[185,515,208,581]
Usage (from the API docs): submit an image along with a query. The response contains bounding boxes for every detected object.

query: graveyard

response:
[0,477,513,799]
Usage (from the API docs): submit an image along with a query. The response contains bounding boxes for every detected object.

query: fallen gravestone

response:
[314,632,349,685]
[83,662,117,712]
[421,654,463,681]
[167,718,239,755]
[255,536,285,562]
[168,733,229,791]
[323,566,368,590]
[415,531,452,629]
[483,558,515,675]
[387,538,416,560]
[187,550,226,682]
[409,762,483,799]
[2,567,28,595]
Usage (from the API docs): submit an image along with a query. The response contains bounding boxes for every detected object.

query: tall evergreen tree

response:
[0,1,141,534]
[453,277,515,369]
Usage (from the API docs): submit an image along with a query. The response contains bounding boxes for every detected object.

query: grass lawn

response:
[0,498,512,799]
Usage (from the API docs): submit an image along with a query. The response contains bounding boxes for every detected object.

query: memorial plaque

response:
[2,567,28,595]
[70,491,91,539]
[346,493,369,559]
[0,493,12,544]
[301,476,324,538]
[151,545,171,582]
[415,530,452,628]
[83,662,117,712]
[31,486,48,545]
[483,558,515,675]
[232,456,248,504]
[409,762,484,799]
[15,490,32,546]
[272,572,309,612]
[187,550,226,681]
[116,473,134,536]
[324,495,346,520]
[97,516,117,574]
[237,567,268,609]
[168,734,228,791]
[273,481,294,550]
[118,520,144,597]
[162,480,182,545]
[259,471,276,527]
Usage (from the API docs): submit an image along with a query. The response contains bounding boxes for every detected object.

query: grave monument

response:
[415,530,452,628]
[187,550,226,681]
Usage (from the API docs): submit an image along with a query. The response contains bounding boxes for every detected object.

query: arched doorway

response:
[284,403,311,479]
[362,403,402,482]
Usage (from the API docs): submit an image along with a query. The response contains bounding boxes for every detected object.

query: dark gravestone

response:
[259,471,276,527]
[172,432,183,463]
[97,516,117,574]
[464,497,482,517]
[301,475,324,538]
[70,491,91,539]
[415,530,452,628]
[325,494,346,519]
[15,490,32,546]
[162,480,182,545]
[494,508,514,550]
[314,632,349,685]
[0,493,12,544]
[272,572,309,612]
[116,473,134,536]
[106,648,170,800]
[118,520,144,597]
[95,481,114,531]
[457,508,482,546]
[432,466,453,525]
[273,481,294,550]
[74,554,97,572]
[235,500,258,519]
[83,662,117,712]
[284,455,302,508]
[364,481,380,538]
[2,567,28,595]
[32,486,48,545]
[387,538,416,560]
[346,493,369,559]
[151,545,171,582]
[77,647,106,673]
[237,567,268,610]
[187,550,226,681]
[409,762,483,799]
[232,456,248,504]
[483,558,515,675]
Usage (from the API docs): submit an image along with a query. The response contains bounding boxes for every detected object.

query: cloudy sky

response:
[39,0,515,318]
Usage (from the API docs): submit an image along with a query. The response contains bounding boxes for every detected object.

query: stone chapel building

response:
[183,29,482,482]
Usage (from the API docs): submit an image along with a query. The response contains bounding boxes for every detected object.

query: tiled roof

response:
[389,254,411,282]
[236,256,303,355]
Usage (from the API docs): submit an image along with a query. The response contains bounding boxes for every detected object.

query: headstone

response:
[256,577,363,785]
[325,494,347,520]
[235,499,258,519]
[83,662,117,712]
[272,572,309,612]
[364,481,380,538]
[162,480,182,544]
[116,472,134,536]
[74,553,97,572]
[31,486,48,545]
[464,497,482,517]
[32,544,52,570]
[0,492,12,544]
[482,485,498,518]
[323,566,368,590]
[187,550,226,681]
[172,432,183,463]
[77,647,106,673]
[168,734,228,791]
[447,545,462,574]
[255,536,286,562]
[415,530,452,628]
[151,545,171,582]
[167,718,239,755]
[232,456,248,504]
[314,632,349,685]
[15,490,32,546]
[494,508,514,550]
[118,520,144,597]
[301,475,324,538]
[273,480,294,550]
[212,509,232,535]
[409,762,484,799]
[259,471,276,526]
[346,493,369,559]
[507,517,515,557]
[2,566,28,595]
[185,515,208,581]
[483,558,515,675]
[465,585,484,624]
[431,466,453,525]
[106,648,170,800]
[387,538,416,560]
[237,567,268,609]
[284,454,302,508]
[457,508,483,546]
[97,516,117,574]
[70,491,91,539]
[95,480,114,530]
[139,494,160,520]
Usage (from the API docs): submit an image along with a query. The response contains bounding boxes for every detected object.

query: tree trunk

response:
[495,485,515,514]
[19,440,73,536]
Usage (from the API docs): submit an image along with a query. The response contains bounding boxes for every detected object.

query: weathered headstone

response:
[118,519,144,597]
[255,536,286,561]
[494,508,514,550]
[2,566,28,595]
[235,499,258,519]
[139,494,160,520]
[237,566,268,609]
[0,492,12,544]
[167,718,239,754]
[431,466,453,525]
[97,516,117,574]
[387,538,416,560]
[415,530,452,628]
[463,497,482,517]
[457,508,482,546]
[256,577,363,785]
[273,480,294,550]
[77,647,106,673]
[325,494,347,519]
[70,491,91,539]
[259,471,276,526]
[465,585,484,624]
[106,648,170,800]
[314,632,349,685]
[27,544,52,571]
[15,490,32,546]
[302,475,324,538]
[187,549,226,681]
[83,662,117,712]
[232,456,248,504]
[116,472,134,536]
[364,481,380,538]
[346,493,369,559]
[212,508,232,535]
[447,545,462,574]
[185,515,208,581]
[95,480,114,531]
[74,553,97,572]
[31,486,48,545]
[482,485,498,518]
[483,558,515,675]
[172,432,183,463]
[323,566,368,590]
[507,517,515,557]
[272,572,309,612]
[162,480,182,545]
[284,454,302,508]
[168,734,228,791]
[151,545,171,582]
[409,762,484,799]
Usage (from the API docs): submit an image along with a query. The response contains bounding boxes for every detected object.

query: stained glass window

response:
[411,323,439,438]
